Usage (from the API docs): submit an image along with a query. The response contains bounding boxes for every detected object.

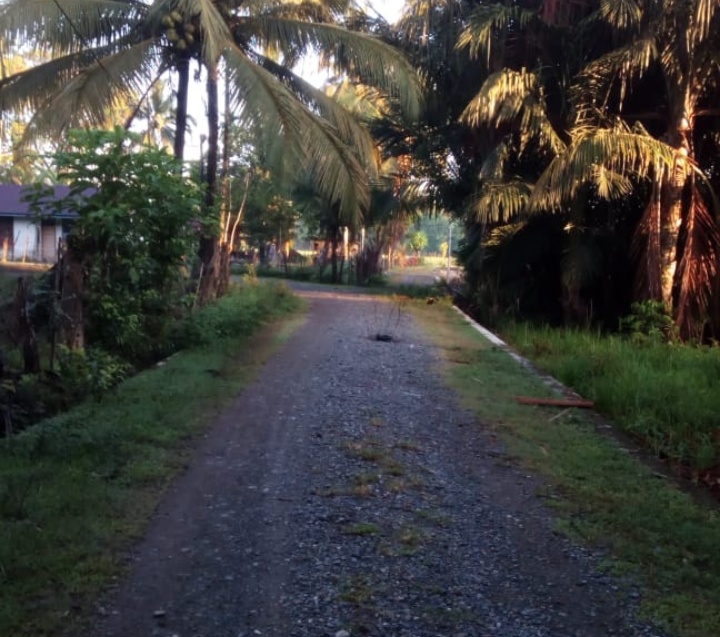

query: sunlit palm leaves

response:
[0,0,422,222]
[568,0,720,334]
[469,179,533,225]
[530,120,678,211]
[456,3,535,66]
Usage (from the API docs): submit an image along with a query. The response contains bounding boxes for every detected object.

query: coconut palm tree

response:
[0,0,421,176]
[133,79,189,150]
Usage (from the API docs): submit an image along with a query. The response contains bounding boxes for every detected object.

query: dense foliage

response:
[28,127,204,361]
[382,0,720,339]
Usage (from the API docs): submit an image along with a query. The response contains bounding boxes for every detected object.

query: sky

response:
[185,0,407,158]
[365,0,406,24]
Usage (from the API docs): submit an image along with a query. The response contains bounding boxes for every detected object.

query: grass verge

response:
[0,281,305,637]
[411,300,720,637]
[499,323,720,472]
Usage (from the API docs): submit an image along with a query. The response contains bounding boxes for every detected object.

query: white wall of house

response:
[0,218,67,263]
[12,218,40,261]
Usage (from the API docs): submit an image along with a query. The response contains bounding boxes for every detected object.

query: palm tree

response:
[440,1,606,323]
[532,0,720,337]
[133,79,189,150]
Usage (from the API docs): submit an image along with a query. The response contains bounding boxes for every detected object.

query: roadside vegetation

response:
[0,282,303,637]
[412,299,720,637]
[0,130,207,435]
[500,319,720,480]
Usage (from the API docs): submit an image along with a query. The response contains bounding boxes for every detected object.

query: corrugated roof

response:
[0,184,76,216]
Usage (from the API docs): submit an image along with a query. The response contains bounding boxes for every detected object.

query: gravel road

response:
[94,287,667,637]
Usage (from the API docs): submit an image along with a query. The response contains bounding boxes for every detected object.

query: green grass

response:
[412,300,720,637]
[501,323,720,471]
[0,281,305,637]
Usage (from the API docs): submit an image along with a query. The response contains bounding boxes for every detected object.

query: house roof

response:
[0,184,77,218]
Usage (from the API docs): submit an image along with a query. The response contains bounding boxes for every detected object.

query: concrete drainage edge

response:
[450,305,586,402]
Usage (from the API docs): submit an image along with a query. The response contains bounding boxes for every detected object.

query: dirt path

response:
[94,288,664,637]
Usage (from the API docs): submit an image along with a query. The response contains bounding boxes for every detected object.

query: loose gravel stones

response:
[94,286,668,637]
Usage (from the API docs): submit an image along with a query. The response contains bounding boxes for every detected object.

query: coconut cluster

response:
[161,10,199,54]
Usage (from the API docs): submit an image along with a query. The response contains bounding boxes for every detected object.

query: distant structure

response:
[0,184,75,263]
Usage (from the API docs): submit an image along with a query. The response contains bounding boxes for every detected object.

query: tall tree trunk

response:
[60,240,84,349]
[216,65,233,298]
[173,56,190,161]
[198,65,221,305]
[15,278,40,374]
[659,125,689,308]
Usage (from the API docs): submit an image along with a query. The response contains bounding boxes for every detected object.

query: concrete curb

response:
[450,305,586,401]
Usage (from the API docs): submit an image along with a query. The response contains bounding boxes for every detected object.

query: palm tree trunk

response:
[659,125,689,308]
[198,65,221,305]
[173,57,190,160]
[216,66,233,298]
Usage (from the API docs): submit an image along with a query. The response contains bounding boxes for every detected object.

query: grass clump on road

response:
[0,282,304,637]
[412,300,720,637]
[500,322,720,473]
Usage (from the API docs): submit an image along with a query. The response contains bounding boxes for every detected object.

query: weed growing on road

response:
[339,576,376,606]
[412,301,720,637]
[414,509,452,528]
[341,523,381,536]
[393,439,421,452]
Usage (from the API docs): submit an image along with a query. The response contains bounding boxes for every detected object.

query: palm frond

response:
[479,140,512,180]
[461,68,564,155]
[242,17,423,119]
[396,0,462,45]
[691,0,720,42]
[456,3,535,66]
[530,122,677,211]
[225,44,369,224]
[592,164,634,199]
[253,53,378,175]
[20,39,157,143]
[598,0,642,31]
[460,68,538,127]
[575,37,656,109]
[248,0,349,23]
[519,98,566,156]
[0,38,132,113]
[0,0,142,53]
[675,187,720,338]
[467,179,533,225]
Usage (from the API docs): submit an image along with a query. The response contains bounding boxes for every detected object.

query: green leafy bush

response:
[26,127,205,362]
[171,282,295,349]
[619,300,677,343]
[55,346,133,401]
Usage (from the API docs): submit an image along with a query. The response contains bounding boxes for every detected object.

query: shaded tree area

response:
[0,128,205,435]
[372,0,720,340]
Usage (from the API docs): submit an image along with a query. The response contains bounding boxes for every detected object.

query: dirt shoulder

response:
[93,288,665,637]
